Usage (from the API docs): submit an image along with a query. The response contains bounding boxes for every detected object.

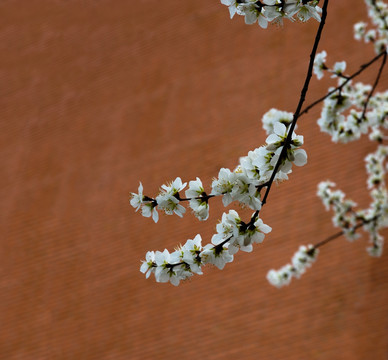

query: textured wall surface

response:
[1,1,387,359]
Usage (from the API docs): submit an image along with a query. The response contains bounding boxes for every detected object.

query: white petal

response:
[152,209,159,223]
[140,261,149,274]
[260,224,272,234]
[294,149,308,166]
[258,15,268,29]
[273,122,287,136]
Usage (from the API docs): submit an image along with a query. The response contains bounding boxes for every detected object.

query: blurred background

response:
[1,0,387,359]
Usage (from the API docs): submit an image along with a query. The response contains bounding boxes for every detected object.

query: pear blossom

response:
[317,181,361,241]
[156,177,187,218]
[159,177,187,195]
[318,144,388,256]
[267,265,293,288]
[221,0,239,19]
[267,269,286,288]
[141,202,159,223]
[220,0,322,28]
[140,251,156,279]
[354,22,367,41]
[231,172,262,210]
[130,182,144,211]
[200,242,234,270]
[239,148,263,181]
[265,122,303,152]
[295,4,322,22]
[331,61,347,78]
[313,50,327,79]
[365,29,377,43]
[212,210,241,245]
[267,245,319,288]
[352,0,388,54]
[185,178,210,221]
[261,108,294,135]
[130,183,159,223]
[369,126,384,142]
[367,233,384,257]
[238,2,268,28]
[263,121,307,175]
[228,216,272,255]
[211,168,237,206]
[153,249,182,285]
[181,234,204,274]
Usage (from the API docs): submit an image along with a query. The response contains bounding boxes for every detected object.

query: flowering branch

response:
[300,50,387,117]
[266,213,382,288]
[132,0,388,286]
[268,140,388,288]
[312,216,378,250]
[359,50,387,122]
[260,0,329,208]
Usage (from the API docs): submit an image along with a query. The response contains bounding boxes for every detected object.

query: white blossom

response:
[156,177,187,218]
[181,235,204,274]
[185,178,210,221]
[140,251,156,279]
[154,249,184,286]
[331,61,347,78]
[354,21,367,41]
[141,202,159,223]
[130,182,144,211]
[201,241,234,270]
[267,245,319,288]
[211,168,237,206]
[261,108,294,135]
[313,50,327,79]
[220,0,322,28]
[221,0,239,19]
[296,4,322,22]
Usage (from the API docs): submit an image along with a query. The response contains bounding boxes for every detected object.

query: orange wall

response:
[1,1,387,359]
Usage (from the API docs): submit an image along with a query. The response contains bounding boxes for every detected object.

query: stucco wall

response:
[1,1,387,359]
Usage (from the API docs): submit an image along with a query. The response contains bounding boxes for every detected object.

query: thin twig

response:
[359,50,387,121]
[299,50,386,117]
[312,215,379,250]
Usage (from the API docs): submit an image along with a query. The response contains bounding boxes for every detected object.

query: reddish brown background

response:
[1,1,387,359]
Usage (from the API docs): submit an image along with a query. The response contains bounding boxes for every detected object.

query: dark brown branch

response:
[247,0,330,227]
[260,0,330,211]
[299,50,387,117]
[311,215,379,250]
[359,50,387,121]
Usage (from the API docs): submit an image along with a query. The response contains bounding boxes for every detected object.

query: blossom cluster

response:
[361,145,388,256]
[319,77,387,143]
[134,112,306,284]
[311,0,388,260]
[221,0,322,28]
[313,52,388,143]
[353,0,388,54]
[317,146,388,256]
[267,245,319,287]
[134,0,387,288]
[140,212,272,285]
[317,181,360,240]
[130,113,307,224]
[314,0,388,257]
[139,234,222,286]
[313,0,387,145]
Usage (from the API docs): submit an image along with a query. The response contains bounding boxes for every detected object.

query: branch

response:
[359,50,387,121]
[299,50,387,117]
[311,215,379,251]
[257,0,330,214]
